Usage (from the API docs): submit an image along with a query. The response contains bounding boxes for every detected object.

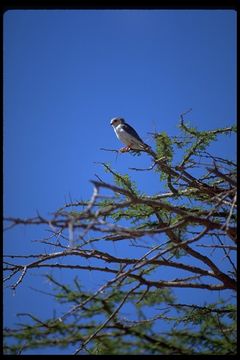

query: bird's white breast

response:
[114,124,143,149]
[114,124,130,145]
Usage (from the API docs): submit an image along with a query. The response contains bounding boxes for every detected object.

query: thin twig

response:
[74,283,140,354]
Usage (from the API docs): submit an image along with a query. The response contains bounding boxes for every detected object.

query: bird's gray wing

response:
[122,124,144,143]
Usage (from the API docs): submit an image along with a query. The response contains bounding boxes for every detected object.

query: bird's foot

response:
[119,146,131,153]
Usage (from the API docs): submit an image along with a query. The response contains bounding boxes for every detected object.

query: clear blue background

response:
[4,10,236,354]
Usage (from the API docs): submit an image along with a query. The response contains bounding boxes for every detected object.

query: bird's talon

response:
[119,147,127,153]
[119,146,131,153]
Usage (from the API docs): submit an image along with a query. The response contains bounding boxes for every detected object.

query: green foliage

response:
[114,173,137,194]
[155,131,173,163]
[102,163,140,196]
[4,289,236,355]
[177,120,236,167]
[111,203,153,223]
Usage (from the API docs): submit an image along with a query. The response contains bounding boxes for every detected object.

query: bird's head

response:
[110,117,125,127]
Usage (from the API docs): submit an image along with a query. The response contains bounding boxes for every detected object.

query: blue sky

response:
[3,10,236,354]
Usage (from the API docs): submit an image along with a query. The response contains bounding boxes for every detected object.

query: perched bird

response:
[110,117,150,152]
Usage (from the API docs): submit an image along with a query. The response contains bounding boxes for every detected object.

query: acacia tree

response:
[3,113,237,355]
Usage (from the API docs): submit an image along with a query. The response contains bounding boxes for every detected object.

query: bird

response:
[110,117,150,153]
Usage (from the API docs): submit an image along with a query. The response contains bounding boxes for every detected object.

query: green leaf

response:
[155,132,173,163]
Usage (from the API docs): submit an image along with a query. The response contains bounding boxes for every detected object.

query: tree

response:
[3,112,237,355]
